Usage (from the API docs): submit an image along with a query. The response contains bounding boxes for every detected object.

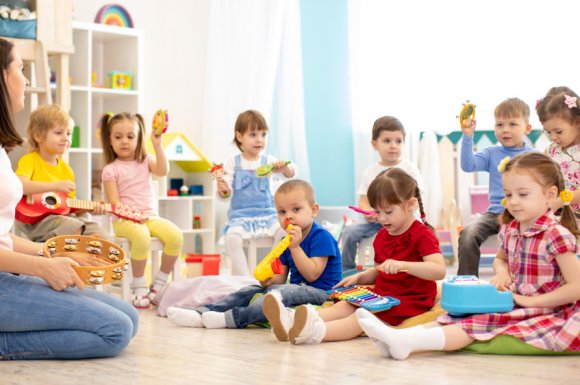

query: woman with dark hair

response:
[0,37,138,360]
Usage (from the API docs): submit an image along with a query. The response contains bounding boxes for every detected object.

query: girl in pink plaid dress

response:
[355,152,580,360]
[537,86,580,215]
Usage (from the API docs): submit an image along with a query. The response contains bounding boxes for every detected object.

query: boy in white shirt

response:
[342,116,424,270]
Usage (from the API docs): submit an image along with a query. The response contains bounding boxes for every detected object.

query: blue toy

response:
[441,275,514,316]
[327,285,400,313]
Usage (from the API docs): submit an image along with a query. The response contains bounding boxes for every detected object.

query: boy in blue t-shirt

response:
[458,97,535,276]
[167,179,342,329]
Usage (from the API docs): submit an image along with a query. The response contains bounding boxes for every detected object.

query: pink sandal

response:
[132,294,151,309]
[148,287,160,307]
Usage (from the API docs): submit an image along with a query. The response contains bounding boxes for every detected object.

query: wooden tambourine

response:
[43,235,128,286]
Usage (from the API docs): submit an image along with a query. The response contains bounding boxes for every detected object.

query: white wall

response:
[73,0,210,153]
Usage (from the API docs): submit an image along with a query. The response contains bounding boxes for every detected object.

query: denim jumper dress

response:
[224,155,278,237]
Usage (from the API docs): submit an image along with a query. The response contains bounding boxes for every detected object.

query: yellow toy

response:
[458,101,476,128]
[253,224,293,281]
[152,109,169,136]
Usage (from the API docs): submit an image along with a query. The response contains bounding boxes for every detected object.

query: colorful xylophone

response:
[327,285,400,313]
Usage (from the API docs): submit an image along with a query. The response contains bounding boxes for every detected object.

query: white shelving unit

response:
[68,21,143,200]
[149,133,217,255]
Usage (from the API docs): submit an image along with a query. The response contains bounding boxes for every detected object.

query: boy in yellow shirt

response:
[15,104,111,242]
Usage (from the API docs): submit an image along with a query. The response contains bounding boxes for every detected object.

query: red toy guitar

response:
[15,192,147,224]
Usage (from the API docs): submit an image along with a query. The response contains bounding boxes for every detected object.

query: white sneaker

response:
[289,304,326,345]
[263,291,295,342]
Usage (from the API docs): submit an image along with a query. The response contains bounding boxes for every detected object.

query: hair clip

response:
[564,95,577,109]
[560,189,574,205]
[497,156,511,173]
[106,112,114,124]
[501,198,507,206]
[535,99,541,109]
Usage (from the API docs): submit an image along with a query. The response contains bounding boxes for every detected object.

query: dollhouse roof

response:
[146,132,211,172]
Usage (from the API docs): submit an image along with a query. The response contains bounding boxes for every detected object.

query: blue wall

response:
[300,0,354,205]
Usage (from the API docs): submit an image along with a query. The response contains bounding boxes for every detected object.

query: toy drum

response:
[441,275,514,316]
[43,235,128,286]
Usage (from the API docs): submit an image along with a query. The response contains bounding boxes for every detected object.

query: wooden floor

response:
[2,265,579,385]
[2,304,579,385]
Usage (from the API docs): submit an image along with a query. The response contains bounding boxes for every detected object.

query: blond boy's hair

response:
[275,179,316,206]
[26,104,70,152]
[494,98,530,122]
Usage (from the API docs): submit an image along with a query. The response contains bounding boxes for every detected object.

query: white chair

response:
[243,236,275,273]
[100,181,182,302]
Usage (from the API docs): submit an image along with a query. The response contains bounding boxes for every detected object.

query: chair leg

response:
[247,238,257,273]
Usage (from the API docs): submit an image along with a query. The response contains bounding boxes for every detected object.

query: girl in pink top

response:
[101,112,183,309]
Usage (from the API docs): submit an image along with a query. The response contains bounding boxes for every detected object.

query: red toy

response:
[209,163,230,198]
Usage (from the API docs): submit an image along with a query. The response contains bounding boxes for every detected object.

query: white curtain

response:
[200,0,307,233]
[200,0,308,178]
[418,131,442,225]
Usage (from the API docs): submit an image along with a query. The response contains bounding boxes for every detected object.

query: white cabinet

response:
[68,21,143,201]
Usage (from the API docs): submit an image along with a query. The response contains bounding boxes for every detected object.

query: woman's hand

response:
[39,257,85,291]
[490,271,512,291]
[56,251,109,267]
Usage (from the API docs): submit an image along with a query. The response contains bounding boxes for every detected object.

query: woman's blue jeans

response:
[0,273,139,360]
[197,283,328,328]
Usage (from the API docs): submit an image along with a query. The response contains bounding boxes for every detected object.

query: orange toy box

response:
[185,254,220,277]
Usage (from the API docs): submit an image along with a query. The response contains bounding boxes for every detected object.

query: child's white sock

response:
[166,307,204,328]
[151,271,170,292]
[201,311,227,329]
[131,276,148,298]
[356,309,445,360]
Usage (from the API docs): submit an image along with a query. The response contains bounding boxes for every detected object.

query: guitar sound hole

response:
[45,196,57,206]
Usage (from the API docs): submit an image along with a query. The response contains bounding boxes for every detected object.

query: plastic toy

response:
[327,285,400,313]
[458,101,476,128]
[253,224,293,281]
[441,275,514,316]
[152,109,169,136]
[107,71,132,90]
[94,4,134,28]
[256,161,291,177]
[348,205,374,216]
[209,162,230,198]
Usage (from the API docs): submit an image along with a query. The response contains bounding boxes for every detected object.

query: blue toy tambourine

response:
[327,285,400,313]
[441,275,514,316]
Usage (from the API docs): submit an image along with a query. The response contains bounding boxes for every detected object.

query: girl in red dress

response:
[262,168,446,345]
[358,152,580,359]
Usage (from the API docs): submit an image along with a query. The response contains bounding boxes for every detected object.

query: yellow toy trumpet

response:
[253,224,293,281]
